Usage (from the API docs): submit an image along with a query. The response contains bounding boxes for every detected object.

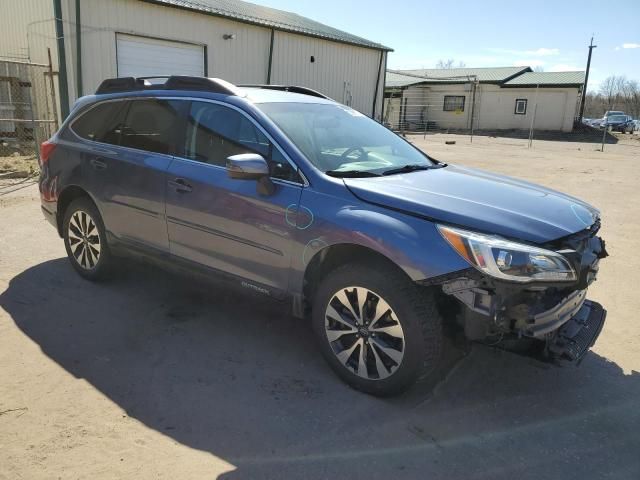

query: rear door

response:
[76,98,185,252]
[165,100,303,294]
[105,98,187,252]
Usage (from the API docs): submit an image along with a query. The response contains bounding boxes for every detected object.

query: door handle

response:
[90,158,107,170]
[168,178,193,193]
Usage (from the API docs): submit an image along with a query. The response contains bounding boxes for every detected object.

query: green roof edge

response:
[139,0,393,51]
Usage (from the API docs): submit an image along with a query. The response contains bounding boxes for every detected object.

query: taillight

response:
[40,140,57,166]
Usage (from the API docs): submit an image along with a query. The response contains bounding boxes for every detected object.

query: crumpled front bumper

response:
[435,224,608,363]
[520,288,587,338]
[439,277,607,362]
[547,300,606,363]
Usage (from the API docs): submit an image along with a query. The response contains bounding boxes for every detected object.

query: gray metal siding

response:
[67,0,271,97]
[270,31,383,116]
[0,0,61,122]
[0,0,57,65]
[146,0,392,51]
[2,0,385,119]
[70,0,382,116]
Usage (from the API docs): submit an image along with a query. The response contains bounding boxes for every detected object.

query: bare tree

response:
[436,59,466,69]
[436,59,454,69]
[533,66,545,72]
[599,75,626,110]
[584,92,605,118]
[622,79,640,118]
[585,78,639,119]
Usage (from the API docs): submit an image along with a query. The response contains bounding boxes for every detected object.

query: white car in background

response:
[604,110,625,119]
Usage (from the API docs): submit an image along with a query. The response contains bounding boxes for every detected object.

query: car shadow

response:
[1,258,639,479]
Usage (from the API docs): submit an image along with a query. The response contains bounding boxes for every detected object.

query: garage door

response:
[116,34,204,78]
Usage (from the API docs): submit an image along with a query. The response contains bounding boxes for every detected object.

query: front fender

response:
[288,188,470,294]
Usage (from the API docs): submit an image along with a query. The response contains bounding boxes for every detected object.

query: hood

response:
[344,165,599,243]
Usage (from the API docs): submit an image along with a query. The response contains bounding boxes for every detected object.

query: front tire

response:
[62,197,112,280]
[312,263,443,396]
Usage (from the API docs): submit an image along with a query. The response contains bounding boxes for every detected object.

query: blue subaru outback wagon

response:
[39,76,607,396]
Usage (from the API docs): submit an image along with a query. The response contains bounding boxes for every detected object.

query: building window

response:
[515,99,528,115]
[443,95,465,112]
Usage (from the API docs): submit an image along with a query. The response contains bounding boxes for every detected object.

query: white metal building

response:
[1,0,391,119]
[384,67,585,132]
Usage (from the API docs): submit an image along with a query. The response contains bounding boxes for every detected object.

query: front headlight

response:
[438,225,576,283]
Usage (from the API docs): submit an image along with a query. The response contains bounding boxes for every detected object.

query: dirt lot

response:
[0,155,39,179]
[1,135,639,479]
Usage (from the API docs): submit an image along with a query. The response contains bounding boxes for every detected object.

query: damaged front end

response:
[434,221,608,363]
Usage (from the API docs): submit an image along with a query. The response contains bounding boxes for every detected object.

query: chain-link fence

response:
[383,84,478,135]
[0,58,59,178]
[382,81,640,150]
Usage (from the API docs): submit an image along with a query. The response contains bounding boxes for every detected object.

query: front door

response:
[165,100,303,294]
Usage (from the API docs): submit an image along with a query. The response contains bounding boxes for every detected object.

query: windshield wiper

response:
[325,170,381,178]
[382,164,434,176]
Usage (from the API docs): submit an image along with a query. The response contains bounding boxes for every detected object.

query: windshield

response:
[258,102,434,175]
[608,115,626,122]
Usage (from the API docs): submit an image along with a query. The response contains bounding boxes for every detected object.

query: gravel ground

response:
[0,155,39,178]
[0,135,639,479]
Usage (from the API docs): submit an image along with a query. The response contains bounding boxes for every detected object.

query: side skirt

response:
[106,232,292,305]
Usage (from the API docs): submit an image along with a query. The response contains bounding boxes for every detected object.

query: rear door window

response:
[120,99,183,155]
[72,101,127,144]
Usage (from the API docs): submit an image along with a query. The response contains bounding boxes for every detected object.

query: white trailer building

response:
[1,0,391,120]
[384,67,585,133]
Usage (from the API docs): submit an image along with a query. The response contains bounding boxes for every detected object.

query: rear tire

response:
[62,197,112,281]
[312,263,443,396]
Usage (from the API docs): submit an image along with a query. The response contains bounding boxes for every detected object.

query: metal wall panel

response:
[270,31,383,116]
[66,0,272,99]
[2,0,385,118]
[0,0,57,65]
[0,0,61,126]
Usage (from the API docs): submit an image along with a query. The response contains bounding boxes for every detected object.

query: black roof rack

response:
[95,77,146,94]
[95,76,242,96]
[238,84,332,100]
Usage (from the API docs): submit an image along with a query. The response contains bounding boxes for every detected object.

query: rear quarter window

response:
[71,101,127,144]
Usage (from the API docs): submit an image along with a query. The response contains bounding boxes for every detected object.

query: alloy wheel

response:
[67,210,101,270]
[324,286,405,380]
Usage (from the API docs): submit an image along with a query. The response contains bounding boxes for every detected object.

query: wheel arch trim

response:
[300,242,416,315]
[56,184,103,237]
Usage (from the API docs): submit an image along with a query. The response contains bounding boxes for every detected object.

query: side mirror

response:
[226,153,269,180]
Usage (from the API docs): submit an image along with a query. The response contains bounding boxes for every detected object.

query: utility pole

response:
[528,84,539,148]
[578,36,597,122]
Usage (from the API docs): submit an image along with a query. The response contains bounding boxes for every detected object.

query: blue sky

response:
[258,0,640,92]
